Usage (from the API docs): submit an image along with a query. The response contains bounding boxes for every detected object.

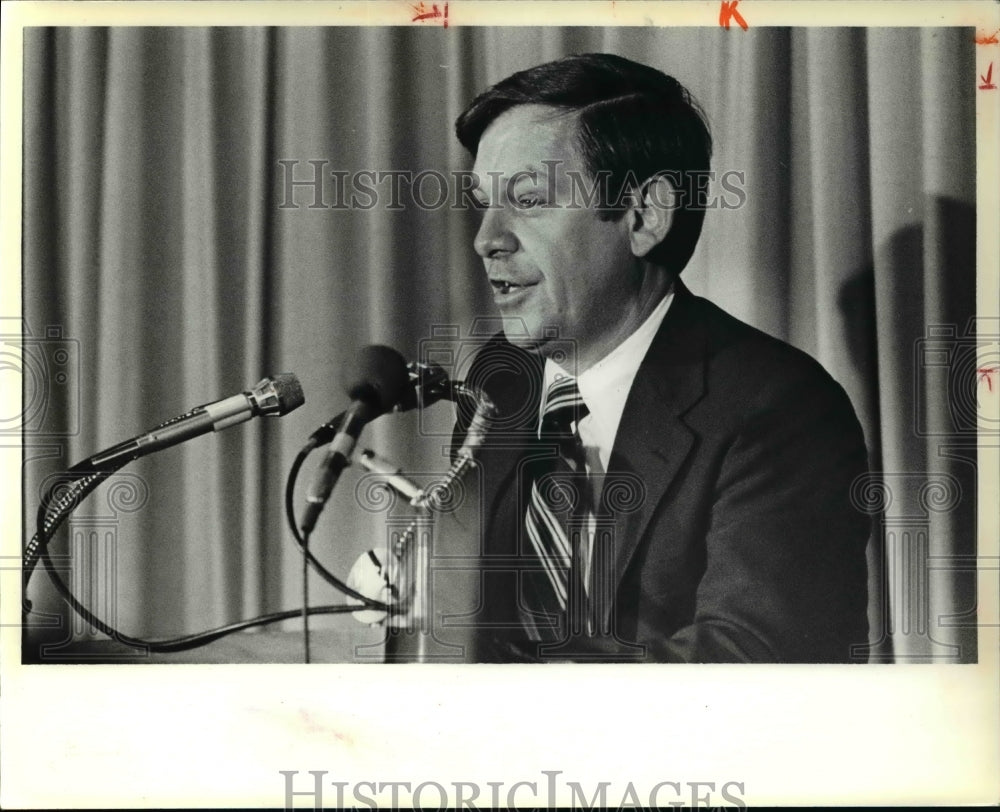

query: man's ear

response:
[626,174,677,258]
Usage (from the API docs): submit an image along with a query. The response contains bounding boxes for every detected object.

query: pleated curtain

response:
[22,26,977,662]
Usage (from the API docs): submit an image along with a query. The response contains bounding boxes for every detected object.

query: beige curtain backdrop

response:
[22,26,977,663]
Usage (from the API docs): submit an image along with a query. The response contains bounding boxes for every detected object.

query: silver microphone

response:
[86,374,305,469]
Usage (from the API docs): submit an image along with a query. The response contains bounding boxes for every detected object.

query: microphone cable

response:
[28,461,368,654]
[279,368,499,622]
[283,424,398,664]
[26,362,435,658]
[282,420,391,608]
[24,385,386,655]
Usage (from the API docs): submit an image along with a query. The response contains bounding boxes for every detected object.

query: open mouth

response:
[491,280,535,295]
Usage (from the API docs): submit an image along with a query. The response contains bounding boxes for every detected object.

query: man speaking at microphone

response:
[450,53,870,663]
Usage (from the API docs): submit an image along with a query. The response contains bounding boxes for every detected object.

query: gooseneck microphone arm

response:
[24,374,310,652]
[23,375,305,585]
[369,380,497,555]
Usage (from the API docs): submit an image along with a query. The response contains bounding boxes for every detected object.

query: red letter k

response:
[719,0,749,31]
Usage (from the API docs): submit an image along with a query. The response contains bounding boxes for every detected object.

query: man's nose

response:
[473,205,519,258]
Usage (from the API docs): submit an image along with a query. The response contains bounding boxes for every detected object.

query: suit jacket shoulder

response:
[657,287,861,437]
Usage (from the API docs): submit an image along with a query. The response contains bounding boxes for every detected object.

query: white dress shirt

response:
[540,289,675,590]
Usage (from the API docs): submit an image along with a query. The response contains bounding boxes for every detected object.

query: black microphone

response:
[309,360,452,444]
[300,345,409,535]
[396,361,452,412]
[86,374,305,470]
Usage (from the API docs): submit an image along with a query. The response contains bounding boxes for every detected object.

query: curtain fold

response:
[22,26,978,662]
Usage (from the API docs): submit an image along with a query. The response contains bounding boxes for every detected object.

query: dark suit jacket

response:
[453,281,871,663]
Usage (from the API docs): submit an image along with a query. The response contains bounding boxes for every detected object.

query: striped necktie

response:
[523,375,590,634]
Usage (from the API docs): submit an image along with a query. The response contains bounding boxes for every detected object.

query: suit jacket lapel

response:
[599,281,708,621]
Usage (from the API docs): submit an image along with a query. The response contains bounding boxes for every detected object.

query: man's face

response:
[470,104,650,370]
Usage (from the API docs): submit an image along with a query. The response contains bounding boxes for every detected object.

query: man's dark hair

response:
[455,52,712,277]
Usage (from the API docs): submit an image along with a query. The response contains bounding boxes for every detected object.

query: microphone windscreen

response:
[270,373,306,414]
[345,345,409,414]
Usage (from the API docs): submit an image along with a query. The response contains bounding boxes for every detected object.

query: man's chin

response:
[500,328,545,355]
[500,327,578,371]
[497,316,539,346]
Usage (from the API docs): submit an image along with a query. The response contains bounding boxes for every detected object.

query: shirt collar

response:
[542,290,675,469]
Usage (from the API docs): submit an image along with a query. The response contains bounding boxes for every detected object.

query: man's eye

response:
[515,194,541,209]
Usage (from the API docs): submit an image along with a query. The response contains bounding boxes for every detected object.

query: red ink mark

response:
[719,0,748,31]
[978,367,999,392]
[295,710,356,745]
[980,63,996,90]
[411,1,448,26]
[975,29,1000,45]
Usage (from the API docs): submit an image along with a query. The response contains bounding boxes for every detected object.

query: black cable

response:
[283,432,390,610]
[37,548,360,653]
[24,402,223,604]
[23,409,391,655]
[29,472,368,653]
[302,527,311,664]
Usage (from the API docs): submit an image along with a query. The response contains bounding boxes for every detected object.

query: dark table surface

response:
[22,627,391,664]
